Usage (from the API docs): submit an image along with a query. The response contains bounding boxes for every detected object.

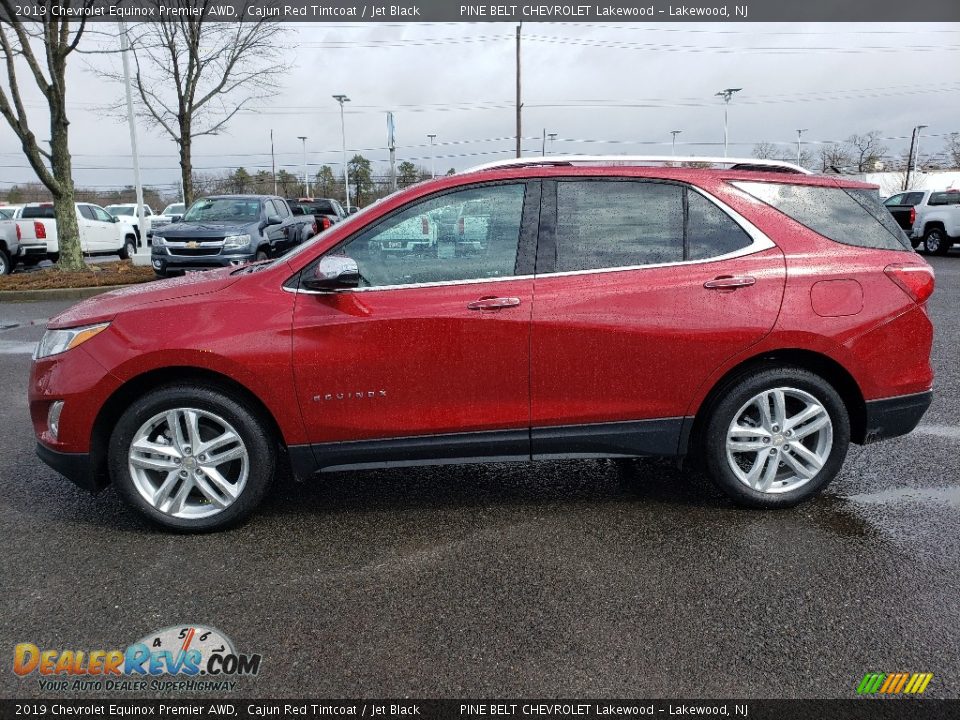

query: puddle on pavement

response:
[844,485,960,508]
[0,340,38,355]
[912,424,960,440]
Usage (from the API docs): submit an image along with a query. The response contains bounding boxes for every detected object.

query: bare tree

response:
[119,5,288,205]
[752,142,780,160]
[845,131,888,173]
[818,143,852,173]
[0,1,92,270]
[947,133,960,169]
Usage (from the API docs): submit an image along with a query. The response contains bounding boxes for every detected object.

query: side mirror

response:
[348,207,360,215]
[303,256,360,292]
[291,206,304,216]
[171,216,182,224]
[266,215,283,226]
[111,216,119,223]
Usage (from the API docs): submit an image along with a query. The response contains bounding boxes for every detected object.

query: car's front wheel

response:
[702,367,849,508]
[0,248,10,275]
[108,385,275,532]
[119,235,137,260]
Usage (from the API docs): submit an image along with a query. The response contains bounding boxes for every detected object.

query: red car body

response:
[29,163,934,517]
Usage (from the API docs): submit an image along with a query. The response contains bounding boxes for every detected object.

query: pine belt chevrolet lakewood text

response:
[29,157,935,532]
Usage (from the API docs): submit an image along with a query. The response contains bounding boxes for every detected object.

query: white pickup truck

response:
[912,189,960,255]
[15,202,139,262]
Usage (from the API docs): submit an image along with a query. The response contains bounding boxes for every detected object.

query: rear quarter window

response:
[21,206,55,219]
[732,181,911,251]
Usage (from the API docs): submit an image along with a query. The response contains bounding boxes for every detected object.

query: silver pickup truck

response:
[913,189,960,255]
[0,218,47,275]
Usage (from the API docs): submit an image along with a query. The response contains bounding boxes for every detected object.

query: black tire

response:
[923,227,951,256]
[47,252,59,264]
[910,238,922,250]
[255,250,269,262]
[701,367,850,509]
[119,235,136,260]
[0,249,10,276]
[108,385,276,532]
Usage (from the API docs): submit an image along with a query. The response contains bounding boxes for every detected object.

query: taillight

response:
[421,217,429,235]
[321,217,332,231]
[885,263,935,304]
[909,206,916,226]
[34,221,46,239]
[16,224,21,241]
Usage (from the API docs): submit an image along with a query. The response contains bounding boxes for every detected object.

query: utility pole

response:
[427,134,437,178]
[388,112,396,192]
[796,128,808,166]
[298,136,309,196]
[904,124,928,191]
[119,21,147,263]
[548,132,557,155]
[516,23,522,158]
[270,129,277,195]
[715,88,741,158]
[671,130,682,156]
[333,94,351,210]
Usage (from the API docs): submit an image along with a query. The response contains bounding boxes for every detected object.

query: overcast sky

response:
[2,21,959,197]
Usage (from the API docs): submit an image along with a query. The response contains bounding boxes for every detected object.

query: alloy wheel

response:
[725,387,833,494]
[127,408,249,519]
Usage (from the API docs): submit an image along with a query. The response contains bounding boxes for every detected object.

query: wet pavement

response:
[0,256,958,700]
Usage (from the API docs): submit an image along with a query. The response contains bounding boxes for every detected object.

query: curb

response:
[0,284,137,303]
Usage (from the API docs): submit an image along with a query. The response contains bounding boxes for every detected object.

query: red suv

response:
[29,157,935,531]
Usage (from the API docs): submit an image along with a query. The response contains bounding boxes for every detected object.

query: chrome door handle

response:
[704,276,756,290]
[467,296,522,311]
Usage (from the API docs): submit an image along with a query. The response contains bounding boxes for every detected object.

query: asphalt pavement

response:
[0,256,958,700]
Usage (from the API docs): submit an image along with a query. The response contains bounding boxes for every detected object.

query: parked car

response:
[17,202,138,262]
[150,195,315,277]
[911,189,960,255]
[150,203,186,236]
[0,216,47,273]
[104,203,155,245]
[29,156,934,532]
[286,198,346,233]
[883,190,930,248]
[0,204,23,218]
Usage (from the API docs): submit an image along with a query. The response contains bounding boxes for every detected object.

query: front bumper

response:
[36,443,105,493]
[152,248,254,274]
[862,390,932,444]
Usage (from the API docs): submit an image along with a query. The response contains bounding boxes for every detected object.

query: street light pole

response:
[119,20,147,262]
[715,88,741,158]
[796,128,808,166]
[547,132,557,155]
[670,130,682,156]
[333,94,351,210]
[904,124,928,191]
[297,136,309,197]
[427,134,437,178]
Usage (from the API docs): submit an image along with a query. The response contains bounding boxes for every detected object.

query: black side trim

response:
[311,429,530,473]
[35,443,106,493]
[515,180,541,277]
[535,179,558,274]
[532,418,687,460]
[861,390,932,444]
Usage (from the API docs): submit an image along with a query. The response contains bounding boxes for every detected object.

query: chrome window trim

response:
[285,184,775,295]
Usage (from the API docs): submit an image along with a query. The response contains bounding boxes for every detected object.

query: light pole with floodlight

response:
[427,134,437,178]
[297,136,309,196]
[796,129,808,167]
[715,88,741,157]
[670,130,682,156]
[333,94,351,210]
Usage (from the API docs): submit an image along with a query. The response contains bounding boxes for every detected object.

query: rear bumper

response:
[36,443,106,493]
[861,390,932,444]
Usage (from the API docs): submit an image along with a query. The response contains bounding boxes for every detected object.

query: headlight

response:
[223,234,252,250]
[35,323,110,360]
[152,235,167,247]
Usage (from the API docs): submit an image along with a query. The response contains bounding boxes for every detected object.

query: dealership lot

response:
[1,255,958,699]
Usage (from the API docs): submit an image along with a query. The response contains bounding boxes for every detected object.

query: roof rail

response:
[463,155,814,175]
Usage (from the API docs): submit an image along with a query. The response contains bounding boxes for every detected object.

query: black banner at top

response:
[1,0,959,23]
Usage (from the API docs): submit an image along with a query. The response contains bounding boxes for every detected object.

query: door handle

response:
[704,275,756,290]
[467,296,522,311]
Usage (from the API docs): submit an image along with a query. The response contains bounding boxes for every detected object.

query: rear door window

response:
[732,181,911,251]
[903,192,925,206]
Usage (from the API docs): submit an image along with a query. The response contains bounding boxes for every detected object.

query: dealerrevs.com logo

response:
[13,625,261,692]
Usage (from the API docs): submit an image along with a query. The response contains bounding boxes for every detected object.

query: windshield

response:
[105,206,134,216]
[182,198,261,224]
[162,204,185,216]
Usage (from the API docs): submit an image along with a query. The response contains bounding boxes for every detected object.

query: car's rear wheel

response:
[0,249,10,275]
[923,227,950,256]
[702,367,849,508]
[108,385,275,532]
